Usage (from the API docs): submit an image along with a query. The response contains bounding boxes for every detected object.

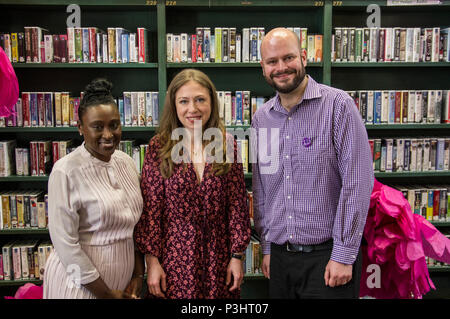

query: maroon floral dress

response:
[134,134,251,299]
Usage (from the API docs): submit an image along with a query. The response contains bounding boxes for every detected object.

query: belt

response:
[281,239,333,253]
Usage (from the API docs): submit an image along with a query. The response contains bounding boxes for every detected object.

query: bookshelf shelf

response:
[374,171,450,178]
[243,273,266,280]
[12,63,158,69]
[365,124,450,130]
[429,221,450,227]
[0,127,158,133]
[0,176,49,182]
[0,279,43,287]
[428,266,450,273]
[167,62,323,68]
[0,229,49,235]
[332,62,450,68]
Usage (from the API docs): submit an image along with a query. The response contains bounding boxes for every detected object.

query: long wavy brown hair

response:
[157,69,231,179]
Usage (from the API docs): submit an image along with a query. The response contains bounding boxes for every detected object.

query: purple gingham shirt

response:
[252,75,374,265]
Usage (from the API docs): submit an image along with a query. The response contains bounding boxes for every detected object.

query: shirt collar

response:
[269,75,322,112]
[79,141,114,166]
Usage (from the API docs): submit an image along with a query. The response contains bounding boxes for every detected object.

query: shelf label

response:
[146,0,157,5]
[314,1,324,6]
[166,0,177,5]
[333,1,343,6]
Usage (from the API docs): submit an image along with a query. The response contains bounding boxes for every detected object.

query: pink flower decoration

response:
[4,283,43,299]
[360,179,450,299]
[0,47,19,117]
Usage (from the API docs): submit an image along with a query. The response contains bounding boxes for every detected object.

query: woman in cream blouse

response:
[43,79,144,299]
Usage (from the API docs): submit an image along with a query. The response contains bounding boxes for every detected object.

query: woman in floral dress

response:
[134,69,251,299]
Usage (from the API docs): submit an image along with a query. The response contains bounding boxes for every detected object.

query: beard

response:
[264,66,306,94]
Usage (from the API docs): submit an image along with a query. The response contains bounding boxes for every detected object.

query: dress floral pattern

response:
[134,135,251,299]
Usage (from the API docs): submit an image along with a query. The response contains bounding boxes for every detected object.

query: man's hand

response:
[324,260,352,287]
[262,254,270,279]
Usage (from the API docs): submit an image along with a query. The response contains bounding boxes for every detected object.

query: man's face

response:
[260,34,307,94]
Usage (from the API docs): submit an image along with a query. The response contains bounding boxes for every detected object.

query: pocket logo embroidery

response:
[302,137,312,148]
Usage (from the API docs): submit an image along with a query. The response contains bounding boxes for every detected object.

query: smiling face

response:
[260,29,307,94]
[77,103,122,162]
[175,80,212,132]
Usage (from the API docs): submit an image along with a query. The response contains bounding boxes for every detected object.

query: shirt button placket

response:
[284,114,295,240]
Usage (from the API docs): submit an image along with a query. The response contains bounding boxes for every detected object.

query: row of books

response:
[217,91,266,126]
[118,141,149,175]
[14,140,76,177]
[369,138,450,173]
[0,91,160,128]
[167,27,323,63]
[0,139,151,177]
[346,89,450,125]
[395,185,450,222]
[1,241,53,281]
[332,27,450,63]
[0,191,48,230]
[0,26,149,64]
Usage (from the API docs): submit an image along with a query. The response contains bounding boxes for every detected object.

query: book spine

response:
[229,28,235,63]
[138,28,148,63]
[67,27,75,63]
[30,195,38,228]
[215,27,222,63]
[196,27,203,62]
[2,195,10,230]
[180,33,188,63]
[166,33,173,62]
[88,27,96,63]
[152,92,159,126]
[62,92,70,126]
[401,91,408,123]
[30,93,38,127]
[16,195,24,228]
[123,92,132,126]
[37,93,45,127]
[108,28,116,63]
[204,27,211,62]
[145,92,153,127]
[223,28,229,62]
[257,28,264,62]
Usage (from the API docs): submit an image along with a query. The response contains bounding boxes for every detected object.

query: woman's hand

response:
[146,255,167,298]
[226,257,244,292]
[124,276,144,299]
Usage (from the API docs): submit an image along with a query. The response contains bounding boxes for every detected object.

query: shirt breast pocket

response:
[291,136,333,184]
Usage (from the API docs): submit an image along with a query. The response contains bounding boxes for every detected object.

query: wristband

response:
[231,253,244,260]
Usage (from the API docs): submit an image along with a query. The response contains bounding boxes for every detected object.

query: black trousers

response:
[269,242,362,299]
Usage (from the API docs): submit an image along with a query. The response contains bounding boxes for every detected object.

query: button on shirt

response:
[251,76,374,265]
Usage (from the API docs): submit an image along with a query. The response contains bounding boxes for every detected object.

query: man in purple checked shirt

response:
[252,28,374,299]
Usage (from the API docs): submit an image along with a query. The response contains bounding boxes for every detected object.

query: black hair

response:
[78,78,117,123]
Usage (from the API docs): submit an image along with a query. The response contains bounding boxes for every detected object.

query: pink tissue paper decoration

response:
[4,283,43,299]
[360,179,450,299]
[0,46,19,117]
